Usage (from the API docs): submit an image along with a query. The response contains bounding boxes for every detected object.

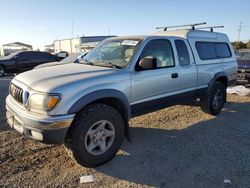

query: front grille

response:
[9,83,23,104]
[238,69,250,73]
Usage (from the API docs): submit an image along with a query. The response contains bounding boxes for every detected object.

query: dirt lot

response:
[1,77,250,187]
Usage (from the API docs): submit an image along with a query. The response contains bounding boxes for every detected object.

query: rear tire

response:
[0,65,5,77]
[65,103,124,167]
[201,81,226,116]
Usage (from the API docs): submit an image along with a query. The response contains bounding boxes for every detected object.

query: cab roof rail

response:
[156,22,207,31]
[196,26,224,32]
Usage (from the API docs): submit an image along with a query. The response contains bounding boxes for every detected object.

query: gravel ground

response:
[1,77,250,187]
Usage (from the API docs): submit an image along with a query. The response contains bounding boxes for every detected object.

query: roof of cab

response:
[153,29,229,40]
[105,29,229,42]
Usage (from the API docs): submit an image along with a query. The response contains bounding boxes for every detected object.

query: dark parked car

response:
[0,51,62,76]
[237,53,250,85]
[34,52,87,69]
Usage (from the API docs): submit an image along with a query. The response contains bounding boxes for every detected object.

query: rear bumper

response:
[6,95,75,144]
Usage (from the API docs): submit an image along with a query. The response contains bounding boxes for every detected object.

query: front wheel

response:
[201,81,226,116]
[65,103,125,167]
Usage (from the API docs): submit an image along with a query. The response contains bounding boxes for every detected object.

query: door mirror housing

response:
[137,56,157,71]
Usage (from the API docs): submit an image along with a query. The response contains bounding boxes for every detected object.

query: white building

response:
[54,36,115,54]
[0,45,4,56]
[1,42,33,56]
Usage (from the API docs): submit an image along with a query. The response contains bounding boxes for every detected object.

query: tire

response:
[65,103,125,167]
[0,65,5,77]
[201,81,226,116]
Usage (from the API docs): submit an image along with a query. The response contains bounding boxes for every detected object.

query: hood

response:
[237,60,250,69]
[14,63,120,92]
[34,61,71,69]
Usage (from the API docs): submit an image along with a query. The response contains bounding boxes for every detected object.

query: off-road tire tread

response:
[201,81,226,116]
[64,103,124,167]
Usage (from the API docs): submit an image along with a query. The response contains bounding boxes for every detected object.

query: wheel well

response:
[70,96,131,141]
[87,97,128,121]
[216,76,228,88]
[0,64,6,76]
[0,64,6,69]
[83,98,131,141]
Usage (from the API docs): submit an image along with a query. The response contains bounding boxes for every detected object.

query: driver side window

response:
[17,52,29,62]
[140,39,175,68]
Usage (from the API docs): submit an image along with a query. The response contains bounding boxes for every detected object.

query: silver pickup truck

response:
[6,27,237,167]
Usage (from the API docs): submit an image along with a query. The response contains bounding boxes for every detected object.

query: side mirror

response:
[137,56,156,71]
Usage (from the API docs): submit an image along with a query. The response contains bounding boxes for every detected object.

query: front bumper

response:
[237,69,250,84]
[6,95,75,144]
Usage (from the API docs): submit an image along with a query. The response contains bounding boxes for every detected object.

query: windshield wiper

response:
[106,62,123,69]
[95,62,123,69]
[79,59,94,65]
[80,59,123,69]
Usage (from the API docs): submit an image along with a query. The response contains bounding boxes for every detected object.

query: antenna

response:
[156,22,207,31]
[196,26,224,32]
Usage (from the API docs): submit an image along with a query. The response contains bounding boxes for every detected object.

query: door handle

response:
[171,73,178,79]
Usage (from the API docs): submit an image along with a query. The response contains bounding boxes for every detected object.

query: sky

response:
[0,0,249,50]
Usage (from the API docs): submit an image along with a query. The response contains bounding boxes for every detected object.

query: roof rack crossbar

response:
[156,22,207,31]
[196,26,224,32]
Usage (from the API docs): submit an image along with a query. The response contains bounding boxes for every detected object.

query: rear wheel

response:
[65,103,125,167]
[0,65,5,77]
[201,81,226,116]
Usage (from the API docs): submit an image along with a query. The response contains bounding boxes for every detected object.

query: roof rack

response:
[196,26,224,32]
[156,22,207,31]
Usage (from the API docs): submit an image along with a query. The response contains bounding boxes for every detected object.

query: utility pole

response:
[108,27,111,36]
[237,21,242,42]
[71,19,74,37]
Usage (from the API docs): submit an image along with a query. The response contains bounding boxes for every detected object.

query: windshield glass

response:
[1,51,20,60]
[81,38,142,68]
[238,53,250,60]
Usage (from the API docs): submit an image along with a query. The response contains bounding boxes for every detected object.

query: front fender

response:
[67,89,131,119]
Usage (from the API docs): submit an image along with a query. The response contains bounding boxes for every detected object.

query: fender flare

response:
[198,72,228,100]
[68,89,130,118]
[68,89,131,141]
[208,72,228,89]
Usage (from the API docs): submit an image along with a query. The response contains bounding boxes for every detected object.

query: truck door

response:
[174,39,197,94]
[131,39,181,108]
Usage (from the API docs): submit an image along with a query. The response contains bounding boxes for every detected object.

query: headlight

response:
[28,93,61,111]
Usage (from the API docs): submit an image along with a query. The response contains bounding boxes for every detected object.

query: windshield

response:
[81,38,142,68]
[1,51,20,60]
[238,53,250,60]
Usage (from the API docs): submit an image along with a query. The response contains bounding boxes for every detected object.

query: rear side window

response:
[196,42,231,60]
[175,40,190,66]
[46,54,58,61]
[215,43,231,58]
[32,52,45,60]
[34,52,56,61]
[17,52,31,61]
